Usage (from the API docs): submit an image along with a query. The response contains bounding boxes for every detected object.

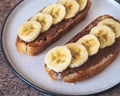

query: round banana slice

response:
[98,18,120,38]
[42,4,66,25]
[66,43,88,68]
[75,0,88,11]
[30,12,53,32]
[58,0,79,19]
[18,21,41,42]
[90,25,115,49]
[45,46,72,72]
[77,34,100,56]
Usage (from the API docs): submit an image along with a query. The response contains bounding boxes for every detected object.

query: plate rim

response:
[1,0,120,96]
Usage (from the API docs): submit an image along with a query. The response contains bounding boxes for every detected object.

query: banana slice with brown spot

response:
[90,25,115,49]
[66,43,88,68]
[98,18,120,38]
[58,0,79,19]
[76,0,88,11]
[77,34,100,56]
[30,12,53,32]
[45,46,72,72]
[18,21,41,42]
[42,4,66,25]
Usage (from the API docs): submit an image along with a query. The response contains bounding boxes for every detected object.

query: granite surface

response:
[0,0,120,96]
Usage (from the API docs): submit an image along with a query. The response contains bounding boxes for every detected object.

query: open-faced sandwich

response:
[16,0,92,56]
[44,15,120,83]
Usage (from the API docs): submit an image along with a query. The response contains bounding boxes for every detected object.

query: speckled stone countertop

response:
[0,0,120,96]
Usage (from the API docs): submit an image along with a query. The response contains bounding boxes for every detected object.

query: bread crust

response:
[45,15,120,83]
[16,0,92,56]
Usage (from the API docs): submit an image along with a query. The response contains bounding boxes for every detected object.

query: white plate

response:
[1,0,120,95]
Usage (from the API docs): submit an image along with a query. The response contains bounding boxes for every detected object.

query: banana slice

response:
[30,12,53,32]
[18,21,41,42]
[45,46,72,72]
[90,25,115,49]
[66,43,88,68]
[58,0,79,19]
[98,18,120,38]
[42,4,66,25]
[75,0,88,11]
[77,34,100,56]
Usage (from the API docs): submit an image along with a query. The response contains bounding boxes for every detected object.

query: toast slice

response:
[16,0,92,56]
[44,15,120,83]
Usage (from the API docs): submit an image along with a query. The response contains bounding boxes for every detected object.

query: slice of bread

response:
[16,0,92,56]
[44,15,120,83]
